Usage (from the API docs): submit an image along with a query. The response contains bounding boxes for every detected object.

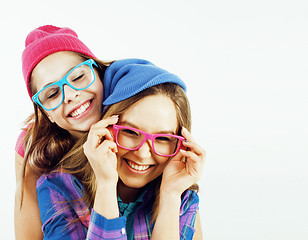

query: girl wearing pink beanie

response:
[15,25,113,239]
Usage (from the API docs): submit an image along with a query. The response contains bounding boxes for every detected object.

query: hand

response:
[83,116,119,185]
[160,127,205,198]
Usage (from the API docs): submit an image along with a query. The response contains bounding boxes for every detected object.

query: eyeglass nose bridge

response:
[61,80,83,101]
[56,76,82,91]
[133,132,157,152]
[51,78,80,107]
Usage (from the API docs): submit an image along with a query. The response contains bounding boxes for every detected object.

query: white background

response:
[1,0,307,239]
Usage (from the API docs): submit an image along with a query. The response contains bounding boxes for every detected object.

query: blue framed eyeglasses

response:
[32,59,98,111]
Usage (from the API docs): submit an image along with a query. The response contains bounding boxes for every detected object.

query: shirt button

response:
[121,228,126,235]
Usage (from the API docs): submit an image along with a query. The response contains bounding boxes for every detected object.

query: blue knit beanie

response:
[103,58,187,106]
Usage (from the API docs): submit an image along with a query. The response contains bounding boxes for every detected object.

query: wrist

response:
[94,181,119,219]
[96,180,118,194]
[159,190,181,210]
[160,186,182,201]
[96,176,118,187]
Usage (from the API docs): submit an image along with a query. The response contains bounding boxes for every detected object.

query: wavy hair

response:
[18,53,113,207]
[56,82,199,222]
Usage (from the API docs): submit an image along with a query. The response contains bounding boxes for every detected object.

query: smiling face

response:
[116,94,179,191]
[31,51,104,137]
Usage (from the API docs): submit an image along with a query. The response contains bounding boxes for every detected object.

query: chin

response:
[121,178,150,189]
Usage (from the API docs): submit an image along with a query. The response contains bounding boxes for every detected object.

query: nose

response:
[134,140,153,159]
[63,85,80,103]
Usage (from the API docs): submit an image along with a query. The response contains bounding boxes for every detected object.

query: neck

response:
[117,179,143,204]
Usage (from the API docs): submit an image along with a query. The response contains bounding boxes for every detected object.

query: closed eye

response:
[155,136,173,142]
[43,88,60,100]
[120,129,140,138]
[72,74,84,82]
[48,90,60,99]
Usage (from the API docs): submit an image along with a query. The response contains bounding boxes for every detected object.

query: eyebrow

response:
[41,81,57,89]
[118,121,177,135]
[39,64,77,89]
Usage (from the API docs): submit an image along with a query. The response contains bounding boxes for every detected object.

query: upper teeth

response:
[128,161,150,171]
[70,101,90,117]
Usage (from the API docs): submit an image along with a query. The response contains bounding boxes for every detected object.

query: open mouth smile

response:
[69,100,91,118]
[125,159,154,172]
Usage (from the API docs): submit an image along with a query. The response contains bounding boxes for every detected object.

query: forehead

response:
[30,51,84,92]
[121,94,178,133]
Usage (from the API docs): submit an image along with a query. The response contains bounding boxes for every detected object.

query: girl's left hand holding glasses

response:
[160,127,205,198]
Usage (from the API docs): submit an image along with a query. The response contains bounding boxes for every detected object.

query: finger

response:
[180,149,200,164]
[87,127,113,148]
[90,115,119,130]
[89,115,119,137]
[168,150,186,163]
[180,128,206,159]
[181,127,195,142]
[180,149,204,171]
[180,149,203,178]
[84,139,118,160]
[182,141,206,158]
[98,139,118,154]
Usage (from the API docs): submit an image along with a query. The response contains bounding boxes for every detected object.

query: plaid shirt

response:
[37,172,199,239]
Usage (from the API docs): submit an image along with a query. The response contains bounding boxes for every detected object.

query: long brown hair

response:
[56,83,199,222]
[18,53,113,207]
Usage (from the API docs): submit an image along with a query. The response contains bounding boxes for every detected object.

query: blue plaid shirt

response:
[37,172,199,239]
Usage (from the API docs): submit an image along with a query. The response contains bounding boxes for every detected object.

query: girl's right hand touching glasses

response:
[83,115,119,185]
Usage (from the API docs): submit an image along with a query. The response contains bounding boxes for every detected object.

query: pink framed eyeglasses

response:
[113,125,185,157]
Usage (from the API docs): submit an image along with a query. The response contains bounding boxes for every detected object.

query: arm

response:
[151,191,181,240]
[192,211,203,240]
[37,172,127,240]
[152,190,201,240]
[14,152,43,240]
[83,116,120,220]
[151,127,205,240]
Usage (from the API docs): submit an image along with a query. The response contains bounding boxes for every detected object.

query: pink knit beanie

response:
[22,25,96,98]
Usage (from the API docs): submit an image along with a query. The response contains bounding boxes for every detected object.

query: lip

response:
[123,158,154,174]
[67,99,94,120]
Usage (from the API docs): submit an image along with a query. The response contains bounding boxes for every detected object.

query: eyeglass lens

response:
[38,64,94,110]
[116,128,180,156]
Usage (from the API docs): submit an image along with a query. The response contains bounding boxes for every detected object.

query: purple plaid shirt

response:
[37,172,199,239]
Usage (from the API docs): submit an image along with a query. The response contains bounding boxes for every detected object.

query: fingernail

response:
[111,115,119,118]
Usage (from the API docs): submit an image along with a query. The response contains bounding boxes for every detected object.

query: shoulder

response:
[37,172,91,236]
[37,171,84,201]
[180,190,199,215]
[15,124,33,157]
[15,129,28,157]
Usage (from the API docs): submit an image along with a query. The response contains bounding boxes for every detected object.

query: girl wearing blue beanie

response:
[36,60,205,239]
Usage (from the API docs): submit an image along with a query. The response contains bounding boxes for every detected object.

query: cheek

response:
[47,108,63,123]
[155,156,170,169]
[116,148,129,162]
[94,78,104,97]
